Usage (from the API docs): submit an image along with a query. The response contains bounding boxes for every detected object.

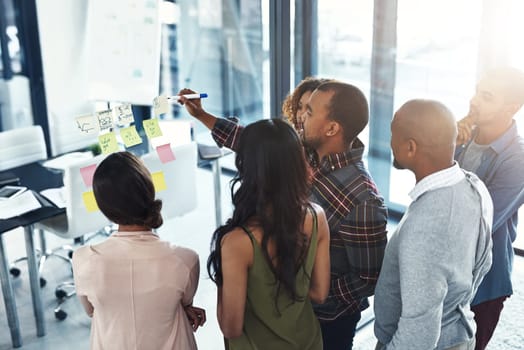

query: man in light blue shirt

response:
[455,67,524,350]
[375,99,493,349]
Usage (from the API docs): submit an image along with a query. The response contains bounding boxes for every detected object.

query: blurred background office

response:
[1,0,524,349]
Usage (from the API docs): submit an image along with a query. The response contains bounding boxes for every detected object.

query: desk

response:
[0,162,64,348]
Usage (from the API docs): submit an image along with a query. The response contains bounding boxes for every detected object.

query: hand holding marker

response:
[153,93,207,116]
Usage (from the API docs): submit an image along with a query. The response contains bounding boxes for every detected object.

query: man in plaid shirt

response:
[178,81,388,349]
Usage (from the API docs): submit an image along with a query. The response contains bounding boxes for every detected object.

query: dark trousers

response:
[471,295,508,350]
[320,311,361,350]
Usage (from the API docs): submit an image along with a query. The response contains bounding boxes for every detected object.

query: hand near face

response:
[456,115,476,146]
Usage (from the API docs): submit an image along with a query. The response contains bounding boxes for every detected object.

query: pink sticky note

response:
[80,164,97,187]
[156,143,176,163]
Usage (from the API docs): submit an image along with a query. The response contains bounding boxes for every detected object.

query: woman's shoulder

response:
[167,244,198,266]
[221,226,253,247]
[307,202,325,217]
[304,202,326,227]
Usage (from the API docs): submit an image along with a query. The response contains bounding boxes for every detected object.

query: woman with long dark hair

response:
[208,119,330,349]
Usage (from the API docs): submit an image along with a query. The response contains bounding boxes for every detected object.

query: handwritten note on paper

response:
[143,118,163,139]
[153,95,169,116]
[151,171,167,192]
[80,164,97,187]
[98,132,119,154]
[96,109,114,132]
[82,190,99,212]
[156,143,176,163]
[114,103,135,126]
[120,126,143,148]
[75,114,98,135]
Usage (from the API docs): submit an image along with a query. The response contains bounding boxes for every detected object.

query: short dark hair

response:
[93,152,163,229]
[317,81,369,145]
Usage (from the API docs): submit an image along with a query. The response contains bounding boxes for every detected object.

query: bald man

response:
[374,100,494,350]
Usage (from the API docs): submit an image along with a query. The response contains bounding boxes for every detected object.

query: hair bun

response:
[144,199,163,229]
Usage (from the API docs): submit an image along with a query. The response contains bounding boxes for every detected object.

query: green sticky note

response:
[98,132,119,154]
[151,171,167,192]
[143,118,163,139]
[120,125,143,148]
[82,191,99,212]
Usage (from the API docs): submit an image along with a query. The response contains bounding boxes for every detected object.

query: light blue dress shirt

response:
[455,120,524,305]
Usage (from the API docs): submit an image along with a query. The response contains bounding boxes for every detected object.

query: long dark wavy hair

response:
[207,119,310,301]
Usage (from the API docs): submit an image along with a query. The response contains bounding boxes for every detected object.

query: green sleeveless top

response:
[225,209,323,350]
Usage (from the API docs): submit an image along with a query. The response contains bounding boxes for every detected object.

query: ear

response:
[406,139,417,159]
[326,121,341,137]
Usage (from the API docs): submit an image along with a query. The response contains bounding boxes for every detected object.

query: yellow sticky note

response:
[98,132,119,154]
[120,125,143,147]
[82,191,99,212]
[151,171,167,192]
[143,118,163,139]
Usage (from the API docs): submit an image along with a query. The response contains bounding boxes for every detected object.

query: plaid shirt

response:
[212,118,388,321]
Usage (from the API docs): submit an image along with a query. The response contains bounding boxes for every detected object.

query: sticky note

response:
[75,114,97,135]
[143,118,163,139]
[156,143,176,163]
[114,104,135,126]
[82,191,99,212]
[120,125,143,147]
[96,109,114,132]
[151,171,167,192]
[153,95,169,116]
[98,132,119,154]
[79,164,97,187]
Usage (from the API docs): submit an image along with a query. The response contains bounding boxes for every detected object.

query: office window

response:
[0,0,22,75]
[317,0,373,148]
[159,0,267,138]
[389,0,481,206]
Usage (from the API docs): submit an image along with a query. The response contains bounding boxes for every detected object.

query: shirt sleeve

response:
[486,153,524,233]
[331,200,388,304]
[182,251,200,306]
[72,246,90,296]
[211,117,243,152]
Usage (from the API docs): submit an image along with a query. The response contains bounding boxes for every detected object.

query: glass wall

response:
[158,0,268,140]
[317,0,374,148]
[0,0,22,75]
[389,0,482,205]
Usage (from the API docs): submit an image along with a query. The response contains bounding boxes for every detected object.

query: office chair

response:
[141,142,198,219]
[0,125,47,171]
[34,154,111,320]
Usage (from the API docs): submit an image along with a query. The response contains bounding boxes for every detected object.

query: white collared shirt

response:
[409,162,465,201]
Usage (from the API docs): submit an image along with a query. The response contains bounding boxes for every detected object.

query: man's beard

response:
[302,133,321,151]
[393,158,404,170]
